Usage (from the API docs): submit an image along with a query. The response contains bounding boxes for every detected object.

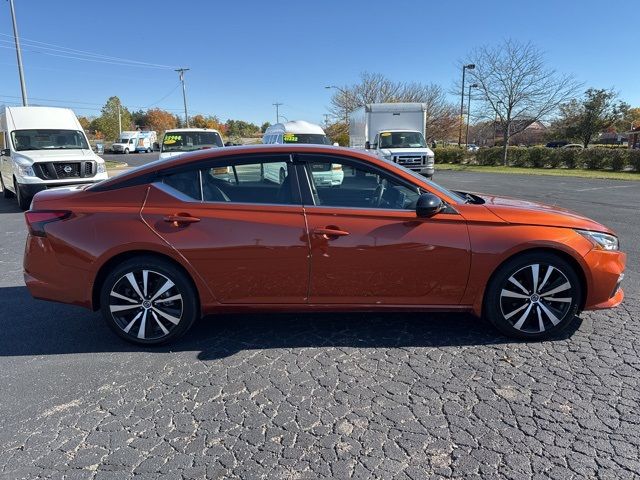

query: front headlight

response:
[576,229,619,251]
[96,162,106,174]
[16,163,35,177]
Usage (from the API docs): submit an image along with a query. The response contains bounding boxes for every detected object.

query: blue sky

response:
[0,0,637,125]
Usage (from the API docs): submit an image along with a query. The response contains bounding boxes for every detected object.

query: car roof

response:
[163,128,221,134]
[264,120,326,135]
[94,144,394,188]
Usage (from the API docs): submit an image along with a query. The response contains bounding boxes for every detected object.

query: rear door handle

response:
[163,214,201,225]
[313,227,350,237]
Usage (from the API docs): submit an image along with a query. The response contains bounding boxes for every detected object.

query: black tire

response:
[124,148,129,154]
[484,252,581,340]
[1,176,14,198]
[14,179,31,210]
[100,256,199,345]
[147,148,151,153]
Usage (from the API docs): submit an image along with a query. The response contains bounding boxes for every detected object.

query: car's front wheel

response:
[484,252,581,340]
[14,179,31,210]
[1,176,14,198]
[100,256,199,345]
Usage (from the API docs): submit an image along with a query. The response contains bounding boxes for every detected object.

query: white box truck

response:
[135,131,157,153]
[0,106,108,209]
[349,103,435,178]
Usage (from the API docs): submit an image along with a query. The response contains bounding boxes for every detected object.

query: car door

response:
[0,131,9,188]
[297,153,471,306]
[141,154,310,304]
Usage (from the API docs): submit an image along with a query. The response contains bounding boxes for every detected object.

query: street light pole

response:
[465,83,478,148]
[272,102,283,123]
[458,64,475,147]
[9,0,27,106]
[175,68,190,127]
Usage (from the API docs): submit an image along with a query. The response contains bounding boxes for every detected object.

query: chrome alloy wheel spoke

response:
[110,269,183,340]
[500,263,573,333]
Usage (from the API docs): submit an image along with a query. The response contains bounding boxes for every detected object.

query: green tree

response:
[557,89,629,147]
[225,119,260,138]
[260,121,271,133]
[92,96,132,141]
[131,109,148,129]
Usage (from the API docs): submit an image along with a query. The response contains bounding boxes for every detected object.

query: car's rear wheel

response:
[100,257,198,345]
[484,252,581,340]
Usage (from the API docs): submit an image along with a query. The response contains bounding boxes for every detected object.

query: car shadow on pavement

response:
[0,197,22,214]
[0,286,583,359]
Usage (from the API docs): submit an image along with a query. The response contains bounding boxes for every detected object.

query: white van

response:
[262,120,343,186]
[135,131,157,153]
[0,106,108,209]
[159,128,224,160]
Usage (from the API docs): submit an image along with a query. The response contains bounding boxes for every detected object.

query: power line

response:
[0,32,176,69]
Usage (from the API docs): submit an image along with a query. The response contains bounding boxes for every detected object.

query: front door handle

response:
[163,214,201,226]
[313,227,350,238]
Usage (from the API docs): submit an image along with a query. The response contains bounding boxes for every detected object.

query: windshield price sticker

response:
[163,135,182,145]
[283,133,298,142]
[381,132,391,137]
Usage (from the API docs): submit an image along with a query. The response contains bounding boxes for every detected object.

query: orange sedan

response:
[23,145,626,345]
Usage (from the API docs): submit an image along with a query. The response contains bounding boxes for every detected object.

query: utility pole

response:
[175,68,190,127]
[117,104,122,135]
[272,102,283,123]
[323,113,330,127]
[458,64,475,147]
[9,0,27,106]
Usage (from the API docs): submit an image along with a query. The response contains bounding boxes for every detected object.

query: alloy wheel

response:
[109,269,183,341]
[499,263,574,334]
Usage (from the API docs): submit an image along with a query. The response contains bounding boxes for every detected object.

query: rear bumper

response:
[23,235,92,308]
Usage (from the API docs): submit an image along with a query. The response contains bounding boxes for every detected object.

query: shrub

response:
[627,151,640,172]
[527,147,547,168]
[476,147,503,166]
[434,147,465,164]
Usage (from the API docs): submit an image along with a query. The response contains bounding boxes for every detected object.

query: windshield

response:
[283,133,330,144]
[11,129,89,151]
[393,162,465,204]
[161,131,223,152]
[379,131,426,149]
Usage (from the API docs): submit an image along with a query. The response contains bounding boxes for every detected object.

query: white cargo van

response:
[0,106,108,209]
[262,120,343,186]
[159,128,224,160]
[348,103,435,178]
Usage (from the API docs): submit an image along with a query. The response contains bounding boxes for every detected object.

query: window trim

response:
[158,153,303,207]
[294,153,424,210]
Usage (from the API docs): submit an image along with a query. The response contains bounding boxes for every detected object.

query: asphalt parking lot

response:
[0,170,638,479]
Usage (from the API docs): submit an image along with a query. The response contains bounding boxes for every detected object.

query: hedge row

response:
[434,147,640,172]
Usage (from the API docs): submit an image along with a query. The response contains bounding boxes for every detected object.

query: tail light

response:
[25,210,71,237]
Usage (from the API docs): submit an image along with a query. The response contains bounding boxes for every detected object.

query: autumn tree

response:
[145,108,177,136]
[225,120,260,138]
[91,96,131,141]
[77,116,91,131]
[465,40,579,164]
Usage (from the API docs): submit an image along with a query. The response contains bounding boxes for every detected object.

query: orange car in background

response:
[23,145,625,345]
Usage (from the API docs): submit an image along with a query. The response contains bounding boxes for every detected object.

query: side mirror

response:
[1,148,10,156]
[416,193,443,218]
[332,142,339,147]
[365,141,370,150]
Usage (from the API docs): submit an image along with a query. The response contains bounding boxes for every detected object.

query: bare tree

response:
[465,40,580,164]
[328,72,458,141]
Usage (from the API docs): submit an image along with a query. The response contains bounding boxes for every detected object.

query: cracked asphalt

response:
[0,171,638,479]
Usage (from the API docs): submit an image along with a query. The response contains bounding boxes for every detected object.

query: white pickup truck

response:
[0,106,108,209]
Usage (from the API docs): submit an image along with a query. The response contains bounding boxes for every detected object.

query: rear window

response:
[161,131,223,152]
[282,133,330,145]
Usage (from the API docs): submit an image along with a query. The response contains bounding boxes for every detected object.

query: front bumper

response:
[583,249,626,310]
